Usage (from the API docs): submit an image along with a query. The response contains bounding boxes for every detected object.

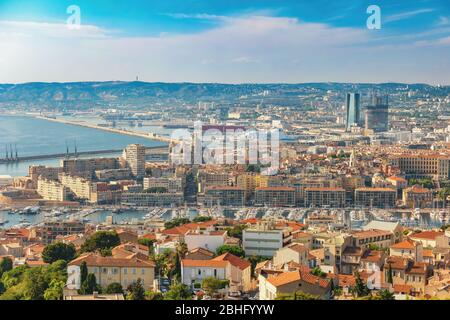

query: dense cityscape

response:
[0,81,450,301]
[1,0,450,310]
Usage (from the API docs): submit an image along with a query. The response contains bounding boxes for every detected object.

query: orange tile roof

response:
[393,284,413,294]
[286,243,308,253]
[410,231,444,240]
[68,253,155,268]
[352,229,392,238]
[267,268,330,288]
[140,233,156,240]
[356,187,396,192]
[181,259,228,268]
[361,250,384,263]
[390,240,417,250]
[212,253,250,270]
[387,176,407,183]
[255,186,296,191]
[305,187,345,192]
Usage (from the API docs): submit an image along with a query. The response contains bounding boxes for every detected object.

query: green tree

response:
[79,273,100,295]
[164,283,192,300]
[225,225,247,240]
[81,231,121,253]
[164,218,191,230]
[352,271,370,298]
[216,245,245,258]
[105,282,124,294]
[146,291,164,300]
[311,267,327,278]
[201,277,229,297]
[172,242,188,282]
[0,261,67,300]
[23,268,49,300]
[387,263,393,284]
[0,257,13,277]
[42,242,76,263]
[276,291,320,300]
[126,279,145,300]
[247,255,266,278]
[193,216,213,223]
[43,279,65,300]
[79,261,88,286]
[138,238,156,253]
[1,265,28,290]
[378,289,395,300]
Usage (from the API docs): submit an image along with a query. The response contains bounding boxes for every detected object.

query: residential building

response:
[39,221,85,245]
[354,188,397,208]
[37,178,70,202]
[143,176,184,193]
[391,154,450,180]
[184,228,227,253]
[255,187,296,207]
[181,253,252,292]
[258,267,332,300]
[67,252,155,290]
[243,221,292,257]
[200,186,246,207]
[304,187,346,208]
[121,192,184,206]
[273,243,309,267]
[390,240,424,262]
[124,144,146,178]
[402,186,433,208]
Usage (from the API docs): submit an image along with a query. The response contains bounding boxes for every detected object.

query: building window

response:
[132,268,136,275]
[102,268,108,274]
[124,268,127,274]
[141,268,145,275]
[214,269,217,277]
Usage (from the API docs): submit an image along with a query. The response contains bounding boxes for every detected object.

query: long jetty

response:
[0,146,169,164]
[34,115,178,144]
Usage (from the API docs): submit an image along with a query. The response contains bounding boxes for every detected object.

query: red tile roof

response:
[212,253,250,270]
[390,240,417,250]
[410,231,444,240]
[68,253,155,268]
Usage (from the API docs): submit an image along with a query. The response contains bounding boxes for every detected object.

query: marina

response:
[0,204,448,230]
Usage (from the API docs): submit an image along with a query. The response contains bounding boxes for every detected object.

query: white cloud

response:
[0,20,109,39]
[385,8,435,23]
[0,14,449,84]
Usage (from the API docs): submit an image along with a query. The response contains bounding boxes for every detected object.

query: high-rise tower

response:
[345,93,361,131]
[124,144,146,178]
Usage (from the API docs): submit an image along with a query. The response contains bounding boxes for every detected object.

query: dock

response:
[34,115,179,144]
[0,146,169,164]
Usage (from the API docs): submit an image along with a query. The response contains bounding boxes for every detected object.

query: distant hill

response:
[0,81,447,109]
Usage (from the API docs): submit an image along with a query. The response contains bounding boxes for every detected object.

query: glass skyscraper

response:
[345,93,361,131]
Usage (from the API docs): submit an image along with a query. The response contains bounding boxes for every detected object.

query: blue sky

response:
[0,0,449,84]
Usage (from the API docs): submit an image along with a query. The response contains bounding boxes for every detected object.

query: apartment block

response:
[255,186,296,207]
[354,187,397,208]
[37,178,70,202]
[304,187,346,208]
